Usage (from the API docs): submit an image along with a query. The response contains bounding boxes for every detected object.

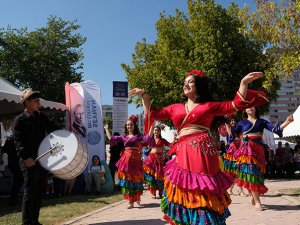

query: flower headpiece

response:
[186,69,205,78]
[128,114,138,123]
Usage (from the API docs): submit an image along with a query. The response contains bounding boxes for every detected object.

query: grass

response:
[278,188,300,202]
[0,191,123,225]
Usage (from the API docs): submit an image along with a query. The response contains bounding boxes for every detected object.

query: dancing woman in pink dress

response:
[222,116,246,196]
[129,70,268,224]
[233,107,293,211]
[104,115,155,209]
[144,125,172,199]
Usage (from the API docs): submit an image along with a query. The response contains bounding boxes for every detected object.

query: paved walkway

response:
[64,179,300,225]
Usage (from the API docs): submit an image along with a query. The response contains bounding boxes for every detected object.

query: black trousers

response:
[8,163,24,203]
[20,159,47,225]
[109,162,117,185]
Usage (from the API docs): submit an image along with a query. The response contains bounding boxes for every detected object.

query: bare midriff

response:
[178,129,207,138]
[151,147,164,153]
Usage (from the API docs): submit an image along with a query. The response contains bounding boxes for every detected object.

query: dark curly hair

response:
[123,119,140,136]
[182,74,213,103]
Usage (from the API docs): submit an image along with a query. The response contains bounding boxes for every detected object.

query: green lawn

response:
[0,192,123,225]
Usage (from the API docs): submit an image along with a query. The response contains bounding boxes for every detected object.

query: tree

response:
[238,0,300,85]
[122,0,278,114]
[103,115,113,144]
[0,16,86,104]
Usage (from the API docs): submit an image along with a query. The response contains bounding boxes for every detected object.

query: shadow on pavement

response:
[264,204,300,211]
[90,219,167,225]
[138,202,160,208]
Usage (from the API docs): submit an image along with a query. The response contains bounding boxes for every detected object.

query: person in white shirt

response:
[86,155,105,195]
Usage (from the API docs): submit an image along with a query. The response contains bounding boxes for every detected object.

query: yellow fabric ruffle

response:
[118,171,143,182]
[235,155,266,174]
[143,165,164,180]
[223,153,236,161]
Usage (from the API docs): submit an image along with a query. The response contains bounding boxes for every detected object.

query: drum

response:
[37,130,88,180]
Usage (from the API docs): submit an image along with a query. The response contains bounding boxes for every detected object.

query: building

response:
[137,112,145,133]
[266,69,300,124]
[102,104,113,118]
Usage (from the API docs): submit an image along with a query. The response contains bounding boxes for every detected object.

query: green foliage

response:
[103,115,113,144]
[122,0,277,115]
[238,0,300,79]
[0,16,86,103]
[0,16,86,126]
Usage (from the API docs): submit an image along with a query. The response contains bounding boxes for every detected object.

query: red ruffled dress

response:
[144,90,268,225]
[143,138,171,197]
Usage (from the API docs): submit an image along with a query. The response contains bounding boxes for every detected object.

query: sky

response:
[0,0,256,115]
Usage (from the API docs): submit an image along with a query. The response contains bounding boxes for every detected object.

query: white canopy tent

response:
[0,77,68,118]
[283,105,300,137]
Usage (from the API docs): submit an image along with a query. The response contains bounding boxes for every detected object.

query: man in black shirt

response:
[13,88,56,225]
[108,132,124,187]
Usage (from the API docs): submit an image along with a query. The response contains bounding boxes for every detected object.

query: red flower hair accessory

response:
[186,69,205,78]
[128,114,138,123]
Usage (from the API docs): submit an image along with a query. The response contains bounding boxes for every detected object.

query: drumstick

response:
[35,146,58,161]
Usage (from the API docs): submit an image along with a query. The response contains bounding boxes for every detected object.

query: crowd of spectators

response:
[265,137,300,179]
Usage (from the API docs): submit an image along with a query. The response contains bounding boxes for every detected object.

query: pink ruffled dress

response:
[110,135,155,203]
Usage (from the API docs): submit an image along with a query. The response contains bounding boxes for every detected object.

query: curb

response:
[270,184,300,207]
[280,194,300,206]
[63,199,127,225]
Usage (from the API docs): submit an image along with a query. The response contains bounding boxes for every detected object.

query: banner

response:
[112,81,128,134]
[65,80,105,169]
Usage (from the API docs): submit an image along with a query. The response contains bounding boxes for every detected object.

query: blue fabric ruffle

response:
[161,196,230,225]
[118,179,143,190]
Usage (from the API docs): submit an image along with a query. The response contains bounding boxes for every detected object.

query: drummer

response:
[13,88,57,225]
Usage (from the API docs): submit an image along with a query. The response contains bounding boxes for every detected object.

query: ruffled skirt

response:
[233,137,268,194]
[223,140,240,178]
[160,132,233,225]
[144,152,164,196]
[116,147,143,202]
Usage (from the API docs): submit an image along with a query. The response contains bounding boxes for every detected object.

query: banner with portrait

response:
[65,80,105,168]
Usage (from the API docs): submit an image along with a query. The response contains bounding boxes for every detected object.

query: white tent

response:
[283,105,300,137]
[0,77,68,118]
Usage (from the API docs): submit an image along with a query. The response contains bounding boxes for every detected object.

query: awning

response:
[0,77,68,118]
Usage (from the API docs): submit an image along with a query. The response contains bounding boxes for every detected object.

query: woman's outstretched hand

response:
[128,88,145,97]
[241,72,263,84]
[286,115,294,123]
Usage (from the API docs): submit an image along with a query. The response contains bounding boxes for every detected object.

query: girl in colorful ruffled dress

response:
[129,70,268,225]
[233,107,293,211]
[104,115,155,209]
[144,125,172,199]
[223,116,247,196]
